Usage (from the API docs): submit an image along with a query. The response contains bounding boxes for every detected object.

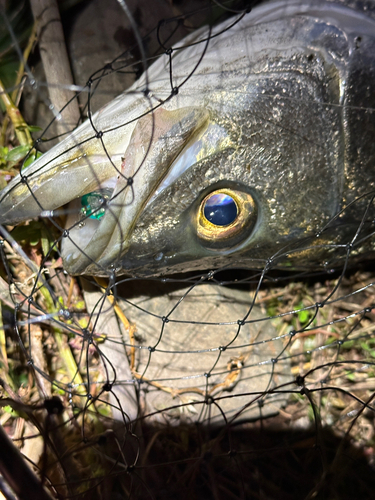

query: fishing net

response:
[0,0,374,498]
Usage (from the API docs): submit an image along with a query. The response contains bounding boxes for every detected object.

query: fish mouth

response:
[0,106,209,275]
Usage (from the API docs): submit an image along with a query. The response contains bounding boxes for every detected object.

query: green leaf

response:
[5,144,30,163]
[41,227,51,255]
[3,405,18,417]
[341,340,354,350]
[360,341,370,351]
[27,125,43,132]
[96,404,112,417]
[11,222,43,245]
[325,336,337,345]
[0,146,9,159]
[345,371,356,382]
[298,309,310,324]
[23,150,43,169]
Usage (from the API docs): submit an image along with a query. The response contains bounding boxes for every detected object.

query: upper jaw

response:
[0,89,151,226]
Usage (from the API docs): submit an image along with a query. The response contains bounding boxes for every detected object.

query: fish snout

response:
[0,106,209,276]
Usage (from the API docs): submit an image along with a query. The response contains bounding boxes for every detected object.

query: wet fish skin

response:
[0,0,375,276]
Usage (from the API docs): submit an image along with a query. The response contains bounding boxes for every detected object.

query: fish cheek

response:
[120,184,258,275]
[119,215,199,275]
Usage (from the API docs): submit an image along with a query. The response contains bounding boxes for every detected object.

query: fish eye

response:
[197,188,257,250]
[80,189,113,220]
[203,192,238,226]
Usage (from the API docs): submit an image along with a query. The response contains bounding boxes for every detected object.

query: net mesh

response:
[0,0,374,499]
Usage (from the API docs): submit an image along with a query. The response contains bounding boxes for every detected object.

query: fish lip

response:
[0,146,127,227]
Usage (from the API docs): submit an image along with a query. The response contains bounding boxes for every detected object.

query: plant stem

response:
[0,23,38,147]
[0,79,32,147]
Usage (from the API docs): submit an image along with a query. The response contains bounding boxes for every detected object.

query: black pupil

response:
[203,193,237,226]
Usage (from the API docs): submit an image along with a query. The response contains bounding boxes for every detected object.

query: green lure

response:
[80,190,112,220]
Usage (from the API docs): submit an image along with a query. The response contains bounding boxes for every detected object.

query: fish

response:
[1,0,375,277]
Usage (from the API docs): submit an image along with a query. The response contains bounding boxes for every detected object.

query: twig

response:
[0,424,55,500]
[0,302,7,368]
[11,23,38,104]
[30,324,52,398]
[29,0,80,135]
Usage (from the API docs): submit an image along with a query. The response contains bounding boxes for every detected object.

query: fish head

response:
[2,1,375,277]
[0,85,343,278]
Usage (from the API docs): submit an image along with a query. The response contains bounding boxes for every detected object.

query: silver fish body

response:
[1,0,375,277]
